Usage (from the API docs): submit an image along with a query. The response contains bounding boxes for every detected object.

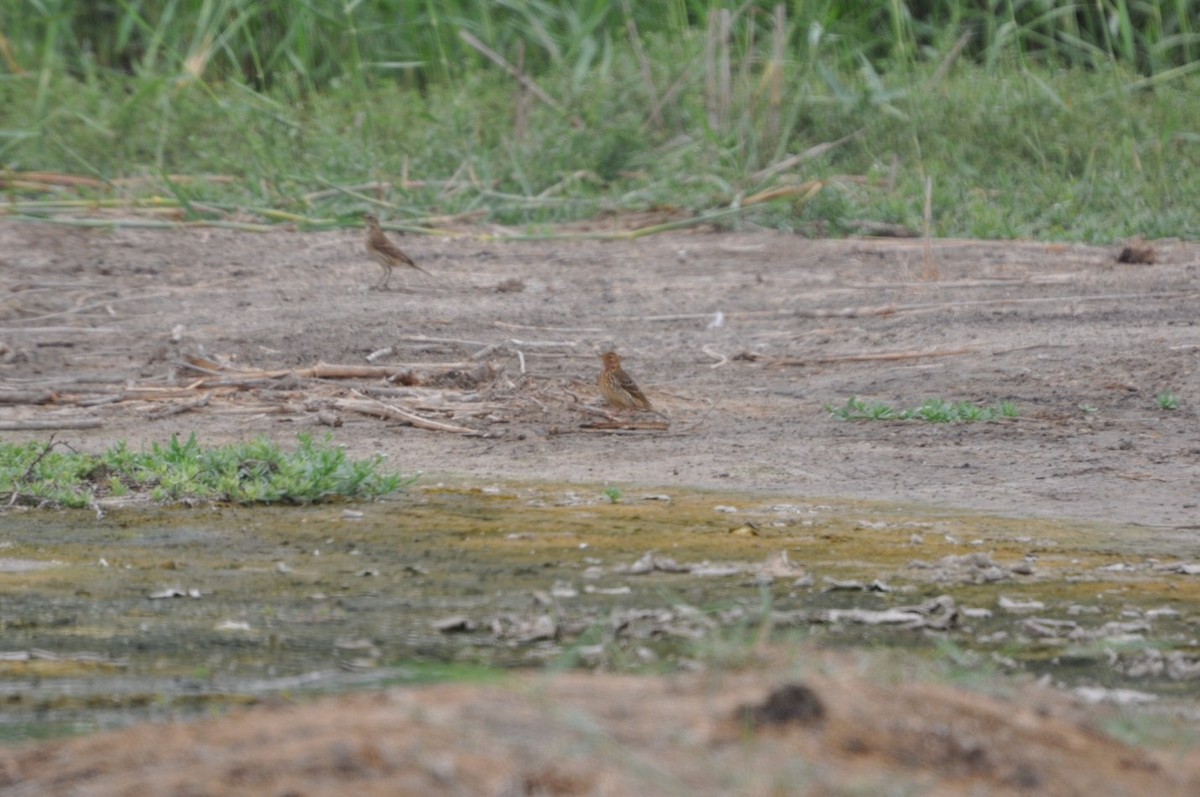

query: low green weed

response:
[0,434,411,509]
[826,397,1017,423]
[1155,392,1179,410]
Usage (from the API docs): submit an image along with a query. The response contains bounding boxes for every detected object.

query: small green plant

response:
[603,486,623,504]
[1155,392,1179,410]
[997,402,1019,418]
[825,397,897,421]
[912,399,957,423]
[0,434,412,509]
[826,397,1017,423]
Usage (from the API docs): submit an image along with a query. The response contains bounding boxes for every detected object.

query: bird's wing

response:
[617,370,651,408]
[375,233,433,276]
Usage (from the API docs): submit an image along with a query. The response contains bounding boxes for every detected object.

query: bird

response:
[598,351,653,413]
[363,212,432,289]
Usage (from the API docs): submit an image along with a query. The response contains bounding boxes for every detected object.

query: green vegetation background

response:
[2,1,1198,240]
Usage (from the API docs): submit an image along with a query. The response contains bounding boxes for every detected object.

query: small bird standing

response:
[363,212,431,290]
[598,351,653,412]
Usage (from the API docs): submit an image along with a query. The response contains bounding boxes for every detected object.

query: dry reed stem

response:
[458,30,584,128]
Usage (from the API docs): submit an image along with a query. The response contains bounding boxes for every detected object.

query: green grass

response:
[2,2,1199,241]
[1155,391,1180,410]
[6,1,1197,87]
[826,397,1018,423]
[0,433,411,509]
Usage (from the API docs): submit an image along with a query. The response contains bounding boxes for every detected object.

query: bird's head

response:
[600,351,621,369]
[363,213,379,227]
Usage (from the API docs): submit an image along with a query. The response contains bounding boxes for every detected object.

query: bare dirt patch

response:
[3,222,1199,791]
[3,223,1197,526]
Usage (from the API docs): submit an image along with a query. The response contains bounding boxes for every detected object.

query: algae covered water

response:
[3,481,1198,741]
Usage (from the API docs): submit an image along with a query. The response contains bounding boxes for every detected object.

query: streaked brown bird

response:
[598,351,652,412]
[363,212,431,289]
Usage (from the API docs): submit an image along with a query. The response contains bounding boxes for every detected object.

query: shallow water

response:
[3,480,1199,742]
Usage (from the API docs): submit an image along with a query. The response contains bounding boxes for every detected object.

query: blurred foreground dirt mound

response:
[2,650,1195,797]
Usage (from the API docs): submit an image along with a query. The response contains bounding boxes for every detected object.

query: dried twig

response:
[472,205,748,242]
[751,129,866,183]
[468,343,504,361]
[2,326,122,336]
[0,418,103,430]
[332,397,481,435]
[580,419,670,432]
[929,30,973,88]
[177,359,479,383]
[3,375,125,387]
[921,175,937,279]
[631,304,899,322]
[507,338,577,349]
[495,321,603,333]
[394,334,489,348]
[626,291,1199,324]
[458,31,584,128]
[701,345,729,368]
[0,390,57,404]
[311,177,400,211]
[77,394,126,407]
[303,181,392,203]
[301,362,466,378]
[622,0,663,129]
[771,347,976,367]
[6,433,61,507]
[844,275,1076,289]
[766,3,785,139]
[742,181,824,208]
[14,292,176,324]
[145,394,210,420]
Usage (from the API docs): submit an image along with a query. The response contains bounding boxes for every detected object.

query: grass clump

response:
[1155,392,1179,410]
[0,433,411,509]
[6,1,1197,89]
[826,397,1018,423]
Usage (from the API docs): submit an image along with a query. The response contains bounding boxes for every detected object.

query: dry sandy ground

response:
[2,223,1198,527]
[2,222,1199,793]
